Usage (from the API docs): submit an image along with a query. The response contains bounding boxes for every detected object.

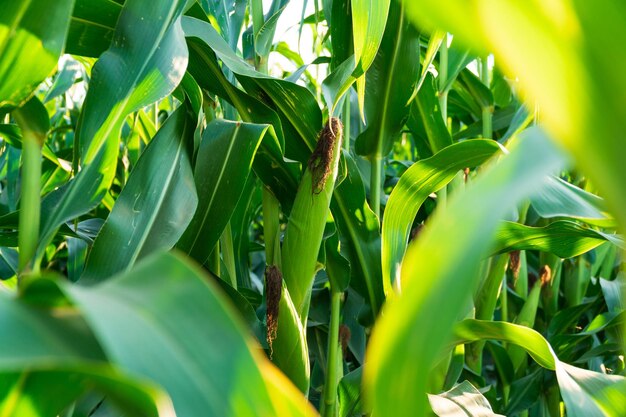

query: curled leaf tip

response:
[308,117,343,194]
[265,265,282,356]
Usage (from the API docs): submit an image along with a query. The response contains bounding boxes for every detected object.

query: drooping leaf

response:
[491,220,623,259]
[406,29,445,103]
[66,252,317,417]
[450,319,626,417]
[382,139,502,295]
[365,127,567,417]
[183,24,300,210]
[530,176,614,228]
[1,276,176,416]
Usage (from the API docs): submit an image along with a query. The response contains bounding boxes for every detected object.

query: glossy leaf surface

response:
[382,139,502,294]
[82,106,197,282]
[366,128,566,417]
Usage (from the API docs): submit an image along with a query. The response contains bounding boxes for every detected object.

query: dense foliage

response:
[1,0,625,416]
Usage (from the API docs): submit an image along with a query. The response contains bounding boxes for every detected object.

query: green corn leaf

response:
[330,151,385,316]
[365,127,567,417]
[184,27,300,210]
[401,0,626,233]
[428,380,504,417]
[0,283,105,367]
[458,69,494,110]
[450,319,626,417]
[440,46,474,94]
[66,0,122,58]
[354,1,420,159]
[324,0,390,115]
[0,248,18,280]
[177,119,268,265]
[382,139,502,295]
[412,73,453,154]
[183,16,322,164]
[530,176,614,228]
[254,5,288,59]
[327,0,353,70]
[0,0,75,109]
[0,366,176,417]
[349,0,390,118]
[198,0,247,51]
[65,251,317,417]
[81,106,197,282]
[325,232,351,292]
[37,0,190,260]
[492,220,623,259]
[406,29,446,104]
[0,277,180,416]
[43,57,82,103]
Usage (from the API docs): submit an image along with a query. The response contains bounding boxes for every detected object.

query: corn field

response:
[1,0,626,416]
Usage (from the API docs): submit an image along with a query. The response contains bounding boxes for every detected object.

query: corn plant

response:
[1,0,626,416]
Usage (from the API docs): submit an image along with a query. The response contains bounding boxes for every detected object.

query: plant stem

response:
[500,274,508,322]
[17,131,42,278]
[342,96,350,152]
[321,289,342,417]
[262,188,281,266]
[370,154,382,218]
[249,0,267,72]
[479,56,492,139]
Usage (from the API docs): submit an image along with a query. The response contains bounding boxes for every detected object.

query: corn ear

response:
[282,118,343,319]
[265,266,311,393]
